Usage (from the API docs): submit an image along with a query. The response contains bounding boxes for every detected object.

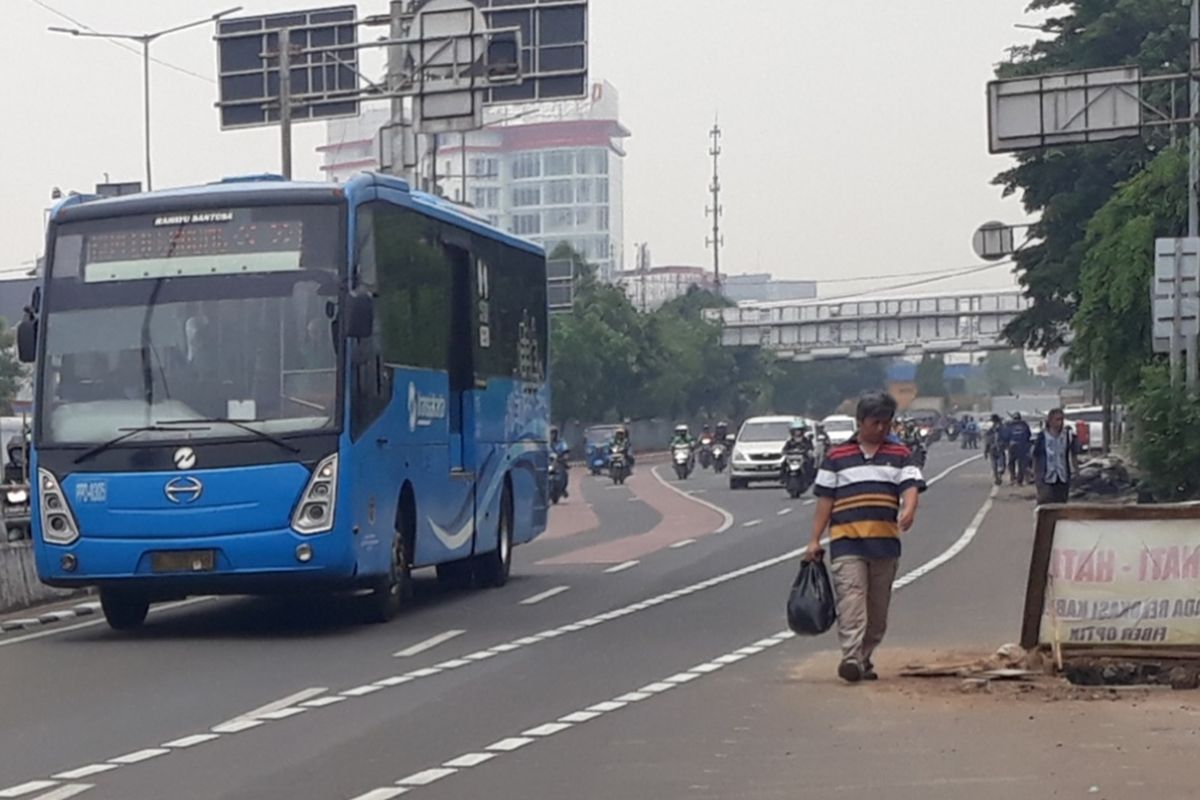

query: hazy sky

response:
[2,0,1046,296]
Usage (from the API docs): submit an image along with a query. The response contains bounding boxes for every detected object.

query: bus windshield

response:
[39,204,343,445]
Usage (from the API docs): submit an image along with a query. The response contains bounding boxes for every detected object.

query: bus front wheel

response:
[475,486,513,588]
[365,518,414,624]
[100,589,150,631]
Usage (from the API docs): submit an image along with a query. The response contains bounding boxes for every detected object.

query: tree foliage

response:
[0,321,25,415]
[1130,364,1200,501]
[1072,147,1187,396]
[548,247,879,424]
[995,0,1188,353]
[914,355,946,397]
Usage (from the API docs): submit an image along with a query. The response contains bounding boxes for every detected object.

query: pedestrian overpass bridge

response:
[704,289,1031,361]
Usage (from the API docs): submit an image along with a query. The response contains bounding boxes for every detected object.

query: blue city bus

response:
[17,173,550,629]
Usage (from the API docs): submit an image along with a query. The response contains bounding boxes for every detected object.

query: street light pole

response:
[49,7,243,192]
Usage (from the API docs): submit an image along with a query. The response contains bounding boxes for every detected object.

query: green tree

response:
[770,359,887,417]
[914,355,945,397]
[1130,364,1200,501]
[0,321,25,415]
[995,0,1188,353]
[981,350,1034,396]
[1072,147,1187,397]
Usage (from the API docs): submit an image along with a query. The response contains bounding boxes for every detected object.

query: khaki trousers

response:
[830,556,899,665]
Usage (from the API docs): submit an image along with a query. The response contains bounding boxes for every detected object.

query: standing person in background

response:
[1033,408,1080,504]
[806,391,926,683]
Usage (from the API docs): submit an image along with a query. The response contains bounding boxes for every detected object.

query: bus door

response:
[445,242,475,474]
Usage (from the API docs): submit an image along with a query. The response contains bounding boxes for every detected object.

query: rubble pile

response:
[1072,456,1135,498]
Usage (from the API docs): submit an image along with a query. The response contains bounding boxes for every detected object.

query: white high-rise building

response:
[318,82,631,281]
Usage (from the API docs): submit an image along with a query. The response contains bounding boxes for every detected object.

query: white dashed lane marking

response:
[518,586,570,605]
[392,630,466,658]
[28,785,93,800]
[7,455,989,797]
[777,507,793,516]
[603,560,639,574]
[340,477,997,799]
[742,519,762,528]
[668,539,696,549]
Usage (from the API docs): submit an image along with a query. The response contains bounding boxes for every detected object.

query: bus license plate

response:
[151,550,215,573]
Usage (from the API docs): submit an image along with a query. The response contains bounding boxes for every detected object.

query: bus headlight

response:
[292,454,338,535]
[38,469,80,545]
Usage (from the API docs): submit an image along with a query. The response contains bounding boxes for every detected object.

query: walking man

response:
[1033,407,1080,505]
[806,391,926,683]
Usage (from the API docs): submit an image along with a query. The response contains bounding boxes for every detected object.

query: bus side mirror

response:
[16,319,36,364]
[345,293,374,340]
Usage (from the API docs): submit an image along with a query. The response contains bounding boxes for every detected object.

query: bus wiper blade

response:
[74,424,210,464]
[156,418,301,455]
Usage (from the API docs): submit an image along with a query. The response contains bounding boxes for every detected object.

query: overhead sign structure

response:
[215,6,360,130]
[987,66,1142,154]
[471,0,588,103]
[547,258,575,312]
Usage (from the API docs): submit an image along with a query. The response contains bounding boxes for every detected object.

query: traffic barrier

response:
[0,541,78,614]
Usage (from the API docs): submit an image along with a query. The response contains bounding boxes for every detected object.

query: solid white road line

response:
[392,629,467,658]
[341,479,1001,800]
[519,586,570,605]
[603,560,639,574]
[0,596,214,648]
[650,465,735,533]
[669,539,696,549]
[13,456,992,795]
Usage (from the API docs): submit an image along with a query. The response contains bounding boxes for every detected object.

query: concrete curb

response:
[0,601,100,633]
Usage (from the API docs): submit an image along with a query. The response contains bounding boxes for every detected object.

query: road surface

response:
[0,447,1185,800]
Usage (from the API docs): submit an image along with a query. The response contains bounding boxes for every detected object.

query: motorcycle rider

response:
[610,427,634,472]
[549,426,570,499]
[782,420,814,456]
[669,423,696,449]
[1007,412,1033,485]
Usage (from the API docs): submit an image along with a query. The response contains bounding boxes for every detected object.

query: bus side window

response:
[350,204,390,441]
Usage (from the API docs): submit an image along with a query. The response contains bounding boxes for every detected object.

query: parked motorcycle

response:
[673,444,694,480]
[783,452,815,498]
[609,446,630,485]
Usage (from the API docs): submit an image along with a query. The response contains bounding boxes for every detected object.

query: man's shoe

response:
[862,662,878,681]
[838,659,863,683]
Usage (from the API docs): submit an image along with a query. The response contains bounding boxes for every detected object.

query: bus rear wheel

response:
[100,589,150,631]
[475,486,513,588]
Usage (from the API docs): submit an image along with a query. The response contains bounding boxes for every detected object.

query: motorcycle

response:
[673,444,694,480]
[697,436,714,470]
[1,431,30,542]
[945,422,960,442]
[783,451,815,498]
[711,440,729,474]
[609,446,630,485]
[548,455,568,505]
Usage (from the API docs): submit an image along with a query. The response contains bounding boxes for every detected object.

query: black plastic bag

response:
[786,559,837,635]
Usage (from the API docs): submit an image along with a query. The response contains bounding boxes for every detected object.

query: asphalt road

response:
[0,445,1000,800]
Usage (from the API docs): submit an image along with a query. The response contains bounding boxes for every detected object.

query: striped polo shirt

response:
[813,436,926,560]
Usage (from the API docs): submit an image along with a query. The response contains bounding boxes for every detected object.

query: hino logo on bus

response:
[164,476,203,505]
[174,447,197,470]
[408,382,447,432]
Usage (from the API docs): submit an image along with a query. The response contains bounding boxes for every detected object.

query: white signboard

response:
[1040,517,1200,647]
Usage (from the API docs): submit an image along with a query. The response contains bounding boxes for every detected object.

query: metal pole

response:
[142,38,153,191]
[462,132,468,203]
[1173,237,1184,385]
[1188,0,1199,389]
[279,28,293,180]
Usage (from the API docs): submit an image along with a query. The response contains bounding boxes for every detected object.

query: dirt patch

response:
[785,647,1196,709]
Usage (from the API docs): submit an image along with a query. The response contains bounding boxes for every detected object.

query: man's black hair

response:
[856,391,898,423]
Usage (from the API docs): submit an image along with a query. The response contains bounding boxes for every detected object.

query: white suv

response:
[729,415,799,489]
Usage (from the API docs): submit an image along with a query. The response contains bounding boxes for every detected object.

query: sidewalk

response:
[642,486,1200,800]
